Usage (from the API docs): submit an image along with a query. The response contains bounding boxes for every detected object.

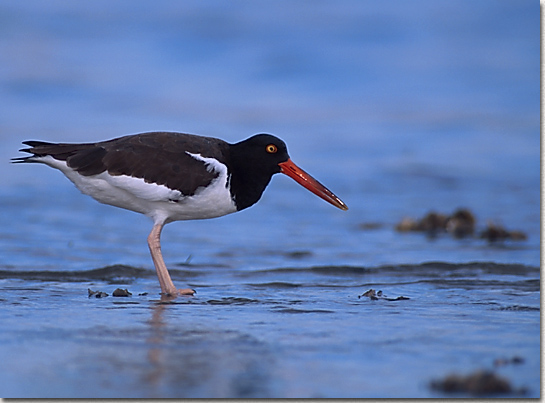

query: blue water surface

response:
[0,0,540,398]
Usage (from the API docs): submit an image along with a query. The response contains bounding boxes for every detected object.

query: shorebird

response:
[14,132,348,296]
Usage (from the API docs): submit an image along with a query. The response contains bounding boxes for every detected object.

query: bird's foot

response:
[178,288,196,296]
[161,287,196,297]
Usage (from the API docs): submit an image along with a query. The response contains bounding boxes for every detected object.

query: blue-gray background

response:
[0,1,540,398]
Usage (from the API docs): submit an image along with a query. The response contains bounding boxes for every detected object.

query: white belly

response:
[37,155,238,225]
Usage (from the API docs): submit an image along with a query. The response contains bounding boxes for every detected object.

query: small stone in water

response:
[88,288,108,298]
[112,288,132,297]
[358,289,409,301]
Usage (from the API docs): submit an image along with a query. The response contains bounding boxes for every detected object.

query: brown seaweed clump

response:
[430,370,526,396]
[395,212,448,234]
[446,209,476,238]
[480,222,527,242]
[395,208,527,242]
[396,208,474,238]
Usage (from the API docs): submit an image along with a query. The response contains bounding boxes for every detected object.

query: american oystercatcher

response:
[14,132,348,296]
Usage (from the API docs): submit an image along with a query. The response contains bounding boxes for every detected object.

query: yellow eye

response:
[266,144,277,153]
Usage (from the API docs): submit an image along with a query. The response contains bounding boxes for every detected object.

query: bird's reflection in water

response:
[140,294,272,398]
[143,294,178,394]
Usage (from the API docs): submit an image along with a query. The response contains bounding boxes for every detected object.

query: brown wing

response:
[20,132,232,197]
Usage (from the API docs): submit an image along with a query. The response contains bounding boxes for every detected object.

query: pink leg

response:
[147,223,195,296]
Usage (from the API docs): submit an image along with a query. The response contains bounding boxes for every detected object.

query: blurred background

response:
[0,1,540,398]
[0,0,539,269]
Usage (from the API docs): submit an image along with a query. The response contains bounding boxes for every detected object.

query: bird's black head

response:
[231,134,290,175]
[229,133,348,212]
[228,134,290,211]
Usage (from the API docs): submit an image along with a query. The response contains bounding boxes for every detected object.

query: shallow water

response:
[0,0,540,398]
[0,262,540,398]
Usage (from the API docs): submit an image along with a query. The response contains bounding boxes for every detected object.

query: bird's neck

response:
[228,165,273,212]
[228,146,275,211]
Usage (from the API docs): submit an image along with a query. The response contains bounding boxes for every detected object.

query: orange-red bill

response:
[278,159,348,211]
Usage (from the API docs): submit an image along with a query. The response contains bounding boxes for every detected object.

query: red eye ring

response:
[266,144,277,153]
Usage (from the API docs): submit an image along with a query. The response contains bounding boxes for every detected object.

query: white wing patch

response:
[185,151,226,176]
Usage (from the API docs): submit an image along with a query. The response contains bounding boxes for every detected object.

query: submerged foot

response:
[161,287,196,297]
[178,288,196,296]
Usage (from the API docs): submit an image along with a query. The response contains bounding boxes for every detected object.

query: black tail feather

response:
[11,156,34,163]
[11,140,53,163]
[22,140,55,148]
[13,140,97,163]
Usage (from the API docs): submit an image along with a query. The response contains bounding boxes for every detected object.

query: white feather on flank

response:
[33,154,237,225]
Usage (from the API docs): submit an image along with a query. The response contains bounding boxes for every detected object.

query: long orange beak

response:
[278,159,348,211]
